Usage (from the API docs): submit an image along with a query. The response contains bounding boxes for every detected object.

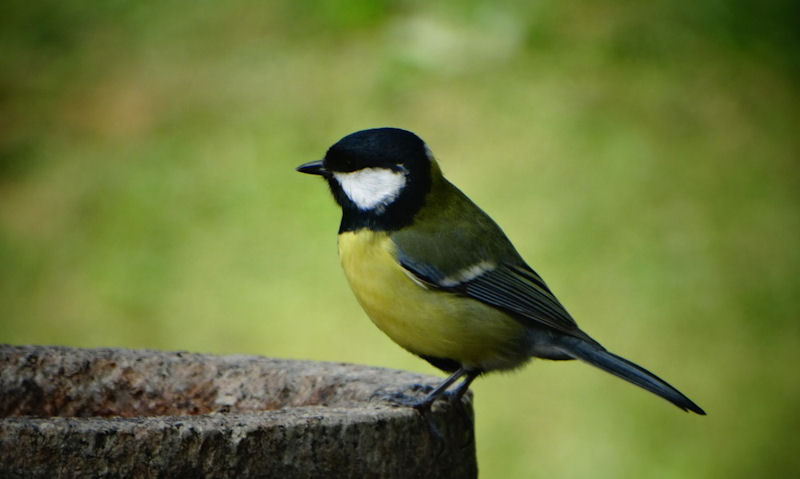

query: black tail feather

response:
[559,337,706,415]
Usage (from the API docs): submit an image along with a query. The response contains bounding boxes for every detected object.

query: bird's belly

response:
[338,230,529,371]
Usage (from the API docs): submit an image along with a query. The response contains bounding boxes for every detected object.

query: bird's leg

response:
[409,367,468,412]
[442,369,480,434]
[445,369,480,404]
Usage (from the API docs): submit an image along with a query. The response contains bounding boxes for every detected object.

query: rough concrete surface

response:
[0,345,477,478]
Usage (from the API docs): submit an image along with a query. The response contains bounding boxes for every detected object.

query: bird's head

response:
[297,128,437,231]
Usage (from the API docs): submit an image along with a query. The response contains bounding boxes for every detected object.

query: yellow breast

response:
[337,230,529,370]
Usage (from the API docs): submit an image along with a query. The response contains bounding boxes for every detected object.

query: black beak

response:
[296,160,327,176]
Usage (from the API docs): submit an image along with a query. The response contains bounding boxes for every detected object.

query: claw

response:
[418,404,444,442]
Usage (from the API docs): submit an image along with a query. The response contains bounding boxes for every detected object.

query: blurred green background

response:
[2,0,798,477]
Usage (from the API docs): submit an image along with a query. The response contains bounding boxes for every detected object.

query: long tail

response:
[558,336,706,415]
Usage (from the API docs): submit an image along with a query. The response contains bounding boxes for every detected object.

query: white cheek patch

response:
[333,167,407,211]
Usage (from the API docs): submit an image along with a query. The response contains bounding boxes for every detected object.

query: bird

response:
[296,127,705,415]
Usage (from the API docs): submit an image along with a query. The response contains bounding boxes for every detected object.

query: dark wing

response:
[397,249,591,341]
[462,263,580,335]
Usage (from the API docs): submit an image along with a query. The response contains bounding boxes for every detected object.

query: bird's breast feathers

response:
[337,229,529,370]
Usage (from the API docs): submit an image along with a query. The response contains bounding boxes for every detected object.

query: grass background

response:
[2,1,798,477]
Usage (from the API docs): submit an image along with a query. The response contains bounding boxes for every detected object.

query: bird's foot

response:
[375,386,444,441]
[375,383,436,408]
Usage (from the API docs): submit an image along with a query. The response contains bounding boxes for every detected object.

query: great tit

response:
[297,127,705,415]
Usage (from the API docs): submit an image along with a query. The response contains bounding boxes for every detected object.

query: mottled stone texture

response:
[0,345,477,478]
